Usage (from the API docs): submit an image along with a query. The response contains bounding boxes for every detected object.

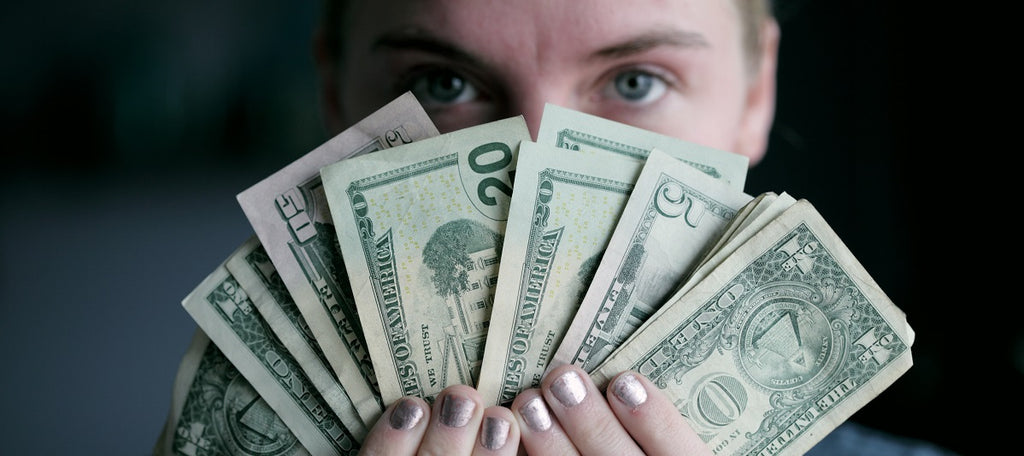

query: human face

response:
[323,0,777,165]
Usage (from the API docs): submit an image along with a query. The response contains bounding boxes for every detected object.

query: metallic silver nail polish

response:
[389,398,424,430]
[440,394,476,428]
[519,397,552,431]
[550,370,587,407]
[612,373,648,408]
[480,416,511,450]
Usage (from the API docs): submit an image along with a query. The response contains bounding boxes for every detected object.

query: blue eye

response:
[610,70,667,103]
[408,69,479,107]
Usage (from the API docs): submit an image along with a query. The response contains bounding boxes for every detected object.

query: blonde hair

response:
[736,0,775,71]
[320,0,775,69]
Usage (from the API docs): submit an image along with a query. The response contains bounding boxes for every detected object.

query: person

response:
[313,1,960,454]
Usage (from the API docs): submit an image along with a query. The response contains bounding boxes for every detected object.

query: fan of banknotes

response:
[154,92,914,456]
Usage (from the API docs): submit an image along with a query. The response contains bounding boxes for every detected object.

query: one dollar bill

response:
[182,244,361,456]
[225,236,368,437]
[154,329,310,456]
[591,199,914,456]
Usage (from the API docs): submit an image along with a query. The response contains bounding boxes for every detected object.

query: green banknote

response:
[182,244,360,455]
[552,149,753,373]
[591,200,914,456]
[690,192,798,289]
[321,117,530,404]
[613,193,799,355]
[695,192,781,275]
[154,329,310,456]
[476,140,641,406]
[536,103,749,189]
[225,236,369,436]
[236,93,439,420]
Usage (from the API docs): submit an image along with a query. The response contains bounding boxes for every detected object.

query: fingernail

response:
[480,416,511,450]
[519,397,552,431]
[550,370,587,407]
[389,398,424,430]
[612,373,648,408]
[439,393,476,428]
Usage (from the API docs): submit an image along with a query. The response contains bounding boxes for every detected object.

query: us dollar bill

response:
[679,192,799,308]
[236,93,439,418]
[154,329,311,456]
[536,103,749,190]
[476,141,642,406]
[182,246,361,456]
[552,149,753,373]
[225,236,368,436]
[321,117,530,404]
[612,193,799,355]
[591,199,914,456]
[696,192,779,271]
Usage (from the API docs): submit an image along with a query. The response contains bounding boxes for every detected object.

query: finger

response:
[358,397,429,456]
[472,406,519,456]
[606,371,712,456]
[511,388,579,456]
[540,364,644,456]
[417,385,485,456]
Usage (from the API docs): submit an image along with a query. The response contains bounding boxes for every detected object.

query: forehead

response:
[343,0,744,62]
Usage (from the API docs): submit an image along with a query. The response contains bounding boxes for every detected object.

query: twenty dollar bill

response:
[477,140,641,406]
[322,117,530,404]
[536,103,749,189]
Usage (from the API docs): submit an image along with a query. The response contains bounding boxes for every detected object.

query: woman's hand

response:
[512,364,711,456]
[356,366,710,455]
[358,384,520,455]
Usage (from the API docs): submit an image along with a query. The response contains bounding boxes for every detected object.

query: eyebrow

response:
[589,29,710,61]
[372,27,708,65]
[373,30,481,66]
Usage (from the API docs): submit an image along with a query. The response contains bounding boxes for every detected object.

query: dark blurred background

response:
[0,1,1013,455]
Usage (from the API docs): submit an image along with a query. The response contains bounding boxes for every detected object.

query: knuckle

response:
[571,412,644,456]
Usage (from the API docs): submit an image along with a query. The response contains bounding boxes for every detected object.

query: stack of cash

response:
[154,93,914,456]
